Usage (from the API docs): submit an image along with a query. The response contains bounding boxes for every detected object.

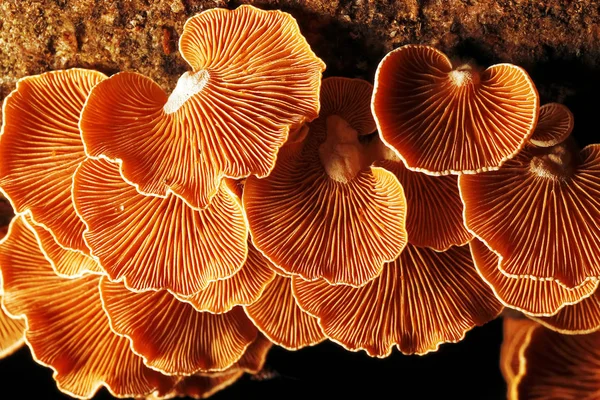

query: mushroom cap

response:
[80,5,325,209]
[531,289,600,334]
[460,143,600,288]
[292,243,503,357]
[376,156,472,250]
[0,68,106,253]
[372,44,539,175]
[244,274,326,350]
[515,326,600,399]
[244,77,407,287]
[72,158,248,296]
[500,316,538,397]
[0,216,174,399]
[471,239,599,316]
[100,278,258,375]
[529,103,574,147]
[176,239,276,314]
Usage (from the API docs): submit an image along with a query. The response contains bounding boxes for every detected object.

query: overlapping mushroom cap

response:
[460,131,600,288]
[372,44,539,175]
[0,216,174,398]
[80,5,325,209]
[72,158,248,296]
[293,243,503,356]
[244,77,408,286]
[0,68,106,254]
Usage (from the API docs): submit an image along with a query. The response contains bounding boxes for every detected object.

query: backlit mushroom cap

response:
[515,326,600,399]
[72,158,248,296]
[293,243,503,356]
[0,216,174,398]
[500,316,538,398]
[244,77,407,286]
[529,103,574,147]
[372,44,539,175]
[471,239,598,316]
[531,289,600,334]
[80,5,325,209]
[460,142,600,288]
[100,278,258,375]
[0,69,106,253]
[245,274,326,350]
[376,149,472,250]
[177,239,276,314]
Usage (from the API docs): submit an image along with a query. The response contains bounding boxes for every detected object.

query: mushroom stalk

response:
[530,137,580,181]
[163,70,210,114]
[448,63,481,87]
[318,115,367,183]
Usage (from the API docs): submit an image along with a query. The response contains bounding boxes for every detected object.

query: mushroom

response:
[0,216,174,399]
[100,278,258,375]
[80,5,325,210]
[460,137,600,288]
[500,316,538,400]
[513,323,600,399]
[371,44,539,175]
[375,140,472,250]
[529,103,574,147]
[530,288,600,334]
[0,69,106,253]
[470,238,599,316]
[243,77,408,286]
[245,274,326,350]
[292,243,503,356]
[72,158,248,296]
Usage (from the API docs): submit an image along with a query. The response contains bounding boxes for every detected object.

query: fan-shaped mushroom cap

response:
[471,239,598,316]
[500,316,538,398]
[245,274,326,350]
[244,77,407,286]
[531,289,600,334]
[0,216,174,399]
[80,5,325,210]
[0,69,106,253]
[293,243,502,357]
[376,152,472,250]
[177,239,276,314]
[515,326,600,399]
[460,142,600,288]
[529,103,574,147]
[100,278,257,375]
[72,158,248,296]
[372,45,539,175]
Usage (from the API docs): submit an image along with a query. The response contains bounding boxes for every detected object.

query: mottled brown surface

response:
[1,0,600,141]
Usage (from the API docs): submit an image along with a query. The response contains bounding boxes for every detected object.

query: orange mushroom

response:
[529,103,574,147]
[100,278,258,375]
[244,77,407,286]
[0,69,106,254]
[471,238,598,316]
[514,325,600,399]
[460,139,600,288]
[0,216,174,398]
[293,243,503,356]
[72,158,248,296]
[372,44,539,175]
[500,316,538,398]
[530,288,600,334]
[80,5,325,210]
[245,274,326,350]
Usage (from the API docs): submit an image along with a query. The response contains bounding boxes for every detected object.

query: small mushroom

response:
[0,69,106,253]
[529,103,574,147]
[245,274,326,350]
[372,44,539,175]
[293,243,503,357]
[72,158,248,296]
[80,5,325,209]
[471,238,599,316]
[244,77,407,286]
[460,139,600,288]
[100,278,258,375]
[0,216,174,399]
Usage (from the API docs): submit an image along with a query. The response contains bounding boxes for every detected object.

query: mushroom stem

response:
[530,138,580,181]
[318,115,367,183]
[163,70,210,114]
[448,64,480,87]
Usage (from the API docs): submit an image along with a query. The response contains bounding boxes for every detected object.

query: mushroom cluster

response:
[1,4,599,400]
